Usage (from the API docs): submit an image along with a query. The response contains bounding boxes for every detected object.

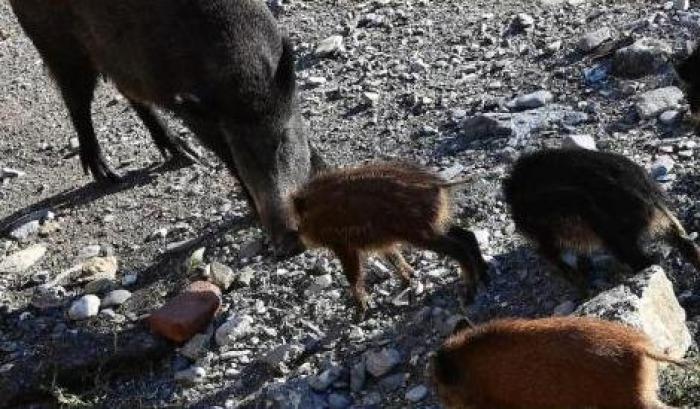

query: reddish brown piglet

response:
[433,316,685,409]
[290,162,488,312]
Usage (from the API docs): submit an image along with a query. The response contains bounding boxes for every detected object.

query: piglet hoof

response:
[352,291,370,318]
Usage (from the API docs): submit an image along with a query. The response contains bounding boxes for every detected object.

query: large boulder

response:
[613,38,671,78]
[576,266,691,359]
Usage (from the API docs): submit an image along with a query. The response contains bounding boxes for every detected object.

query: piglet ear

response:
[451,317,474,334]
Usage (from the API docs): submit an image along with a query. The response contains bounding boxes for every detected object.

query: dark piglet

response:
[9,0,324,254]
[433,316,684,409]
[503,148,700,294]
[290,162,489,312]
[676,45,700,123]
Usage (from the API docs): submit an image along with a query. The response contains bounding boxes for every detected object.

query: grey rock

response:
[674,0,689,10]
[378,372,406,392]
[562,134,597,150]
[409,57,429,73]
[308,366,341,391]
[405,385,429,402]
[261,378,327,409]
[101,289,132,307]
[174,365,206,384]
[262,343,305,372]
[553,300,576,316]
[122,272,138,286]
[78,244,102,259]
[613,38,671,78]
[306,273,333,295]
[576,265,691,359]
[462,105,588,144]
[237,266,255,287]
[315,35,345,58]
[635,86,684,119]
[209,262,235,290]
[238,238,264,259]
[0,244,47,274]
[31,284,68,309]
[650,156,674,180]
[577,27,613,53]
[215,314,255,346]
[328,393,352,409]
[364,348,401,378]
[350,361,366,392]
[68,295,101,320]
[507,90,553,111]
[180,330,212,360]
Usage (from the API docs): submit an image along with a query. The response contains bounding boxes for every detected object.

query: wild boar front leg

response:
[130,101,200,167]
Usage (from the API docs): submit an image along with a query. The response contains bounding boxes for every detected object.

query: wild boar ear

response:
[275,36,296,98]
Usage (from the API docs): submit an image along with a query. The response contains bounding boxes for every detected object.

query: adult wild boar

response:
[10,0,323,253]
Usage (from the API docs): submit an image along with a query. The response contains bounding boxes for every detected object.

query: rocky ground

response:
[1,0,700,408]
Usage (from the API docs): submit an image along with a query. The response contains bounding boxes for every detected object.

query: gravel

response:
[1,0,700,407]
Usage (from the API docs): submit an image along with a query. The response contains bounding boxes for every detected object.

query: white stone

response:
[68,295,101,320]
[508,90,554,110]
[215,314,255,346]
[315,35,345,57]
[577,28,613,53]
[562,134,597,150]
[209,262,235,290]
[635,86,684,119]
[405,385,428,402]
[0,244,47,274]
[101,289,132,307]
[363,92,380,105]
[174,365,206,384]
[576,265,691,359]
[307,76,327,86]
[659,110,682,126]
[9,221,40,241]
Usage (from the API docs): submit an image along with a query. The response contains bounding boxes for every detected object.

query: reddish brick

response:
[147,281,221,343]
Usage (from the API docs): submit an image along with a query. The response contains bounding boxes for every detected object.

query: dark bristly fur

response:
[9,0,324,254]
[433,316,684,409]
[290,162,489,312]
[503,148,700,294]
[676,45,700,122]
